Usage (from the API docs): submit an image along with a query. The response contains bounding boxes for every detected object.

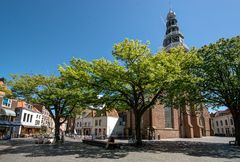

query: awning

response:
[0,108,16,116]
[0,120,11,126]
[0,120,21,127]
[11,121,21,126]
[22,125,41,128]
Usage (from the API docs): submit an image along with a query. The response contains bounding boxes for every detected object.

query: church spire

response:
[163,9,189,51]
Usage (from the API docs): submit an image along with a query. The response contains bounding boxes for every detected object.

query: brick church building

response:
[125,10,211,139]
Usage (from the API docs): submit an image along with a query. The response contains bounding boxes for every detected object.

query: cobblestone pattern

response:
[0,137,239,162]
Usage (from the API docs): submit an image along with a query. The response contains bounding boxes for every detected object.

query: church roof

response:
[163,9,189,51]
[167,10,176,19]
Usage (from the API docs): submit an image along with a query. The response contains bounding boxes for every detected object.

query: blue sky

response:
[0,0,239,81]
[1,0,237,112]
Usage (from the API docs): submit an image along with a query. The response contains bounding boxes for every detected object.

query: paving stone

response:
[0,137,239,162]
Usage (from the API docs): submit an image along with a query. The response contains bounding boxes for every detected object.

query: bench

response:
[82,139,120,149]
[229,141,237,145]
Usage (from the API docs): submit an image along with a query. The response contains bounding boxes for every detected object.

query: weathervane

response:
[169,0,173,11]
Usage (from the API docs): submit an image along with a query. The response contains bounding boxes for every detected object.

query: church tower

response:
[163,9,189,51]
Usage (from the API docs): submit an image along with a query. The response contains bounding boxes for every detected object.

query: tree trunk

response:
[54,120,61,143]
[232,111,240,146]
[134,112,142,146]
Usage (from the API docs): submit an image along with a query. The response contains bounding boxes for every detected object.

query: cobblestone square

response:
[0,137,239,162]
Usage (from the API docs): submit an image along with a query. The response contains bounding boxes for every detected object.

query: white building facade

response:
[211,109,235,137]
[14,102,42,137]
[75,109,124,139]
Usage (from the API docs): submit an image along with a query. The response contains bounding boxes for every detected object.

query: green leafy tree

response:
[197,36,240,145]
[0,80,14,98]
[10,75,94,143]
[60,39,201,146]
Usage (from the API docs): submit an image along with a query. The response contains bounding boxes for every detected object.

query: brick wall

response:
[125,102,211,139]
[202,107,211,136]
[155,129,180,139]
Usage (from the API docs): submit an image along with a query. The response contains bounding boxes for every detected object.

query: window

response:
[225,128,230,136]
[164,105,173,128]
[2,98,12,107]
[35,120,40,125]
[30,115,33,122]
[220,120,223,126]
[216,121,219,126]
[77,122,79,127]
[99,119,101,126]
[23,113,26,122]
[36,114,38,118]
[221,128,224,133]
[95,120,98,126]
[230,119,234,125]
[225,120,228,125]
[103,128,106,136]
[95,129,97,135]
[80,122,81,127]
[27,114,30,122]
[217,128,220,133]
[27,104,32,109]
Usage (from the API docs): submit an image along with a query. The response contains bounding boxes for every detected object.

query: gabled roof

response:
[32,107,41,113]
[214,109,231,117]
[94,109,119,117]
[80,108,119,118]
[33,104,44,113]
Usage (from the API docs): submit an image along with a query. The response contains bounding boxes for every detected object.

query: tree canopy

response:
[60,39,202,145]
[197,36,240,145]
[0,80,14,98]
[10,74,96,142]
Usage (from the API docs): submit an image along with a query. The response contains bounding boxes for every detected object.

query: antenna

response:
[169,0,173,11]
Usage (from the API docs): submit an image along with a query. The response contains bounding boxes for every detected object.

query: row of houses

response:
[0,78,55,139]
[73,109,125,139]
[65,103,212,140]
[66,108,236,140]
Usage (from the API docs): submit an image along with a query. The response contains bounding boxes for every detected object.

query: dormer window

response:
[28,104,32,109]
[24,103,32,109]
[2,98,12,108]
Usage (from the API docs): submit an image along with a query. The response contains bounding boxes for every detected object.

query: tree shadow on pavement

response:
[0,140,128,159]
[0,139,239,160]
[139,141,240,159]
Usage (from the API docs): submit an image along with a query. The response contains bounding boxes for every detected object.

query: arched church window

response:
[164,105,173,128]
[199,116,205,127]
